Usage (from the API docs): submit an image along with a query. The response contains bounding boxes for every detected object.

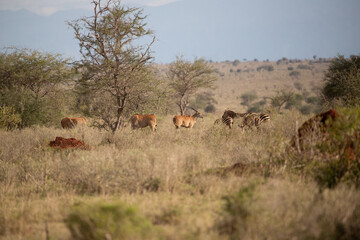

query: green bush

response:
[0,105,21,130]
[239,91,258,107]
[289,71,300,78]
[0,48,74,127]
[285,94,304,110]
[313,108,360,188]
[247,99,266,113]
[323,55,360,105]
[205,104,216,113]
[190,92,218,112]
[232,60,240,66]
[0,88,68,127]
[297,64,312,70]
[216,182,258,238]
[299,104,314,115]
[65,200,157,240]
[153,206,181,225]
[256,65,274,72]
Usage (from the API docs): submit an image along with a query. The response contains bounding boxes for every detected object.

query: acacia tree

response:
[68,0,156,133]
[167,57,217,115]
[322,55,360,106]
[0,48,73,127]
[269,89,295,112]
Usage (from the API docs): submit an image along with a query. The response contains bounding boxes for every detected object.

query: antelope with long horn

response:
[173,107,203,129]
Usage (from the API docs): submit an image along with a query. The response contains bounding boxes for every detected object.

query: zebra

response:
[215,110,254,129]
[239,113,270,129]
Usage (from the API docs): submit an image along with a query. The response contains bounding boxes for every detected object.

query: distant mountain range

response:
[1,0,359,63]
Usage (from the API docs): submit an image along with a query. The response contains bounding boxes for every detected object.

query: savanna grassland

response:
[1,60,360,240]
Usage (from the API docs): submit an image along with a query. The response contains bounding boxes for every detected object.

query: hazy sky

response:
[0,0,359,63]
[0,0,181,15]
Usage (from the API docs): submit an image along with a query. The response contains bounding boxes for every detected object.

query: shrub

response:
[297,64,312,70]
[256,65,274,72]
[205,104,216,113]
[142,177,161,192]
[216,182,258,237]
[190,92,218,112]
[299,104,313,115]
[0,105,21,130]
[289,71,300,78]
[313,107,360,188]
[239,91,258,107]
[293,81,303,90]
[65,200,157,240]
[232,60,240,66]
[306,96,320,105]
[0,48,74,127]
[322,55,360,105]
[153,206,181,225]
[247,100,266,113]
[285,94,304,110]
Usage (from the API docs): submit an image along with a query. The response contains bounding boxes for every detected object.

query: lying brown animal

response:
[61,117,87,129]
[130,114,157,132]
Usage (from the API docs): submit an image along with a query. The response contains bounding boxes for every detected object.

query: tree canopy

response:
[167,56,217,115]
[322,55,360,106]
[0,48,73,127]
[68,0,157,132]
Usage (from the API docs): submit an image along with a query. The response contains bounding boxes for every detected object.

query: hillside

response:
[156,58,330,114]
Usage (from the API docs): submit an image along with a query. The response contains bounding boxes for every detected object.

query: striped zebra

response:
[214,110,254,129]
[239,113,270,129]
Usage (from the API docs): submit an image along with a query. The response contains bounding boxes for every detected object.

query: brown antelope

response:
[173,107,203,129]
[61,117,87,129]
[130,114,157,132]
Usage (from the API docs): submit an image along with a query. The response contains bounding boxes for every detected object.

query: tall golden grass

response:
[1,108,359,239]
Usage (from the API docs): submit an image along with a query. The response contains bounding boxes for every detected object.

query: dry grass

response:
[1,108,359,239]
[2,60,359,240]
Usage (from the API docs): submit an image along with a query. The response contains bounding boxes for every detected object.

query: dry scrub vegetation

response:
[1,107,359,239]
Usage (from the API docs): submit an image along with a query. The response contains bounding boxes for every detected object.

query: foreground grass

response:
[1,110,359,239]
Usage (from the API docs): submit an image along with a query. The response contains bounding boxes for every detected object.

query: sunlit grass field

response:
[1,108,359,239]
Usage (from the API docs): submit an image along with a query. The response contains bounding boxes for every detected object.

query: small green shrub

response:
[153,206,181,225]
[142,177,161,192]
[239,91,258,107]
[289,71,300,78]
[322,55,360,106]
[216,182,258,237]
[293,81,303,90]
[306,96,320,104]
[232,60,240,66]
[285,94,304,110]
[299,104,314,115]
[247,99,266,113]
[297,64,312,70]
[256,65,274,72]
[0,105,21,130]
[313,108,360,188]
[65,200,157,240]
[205,104,216,113]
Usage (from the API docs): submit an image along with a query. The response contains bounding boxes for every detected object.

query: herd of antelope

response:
[61,108,270,132]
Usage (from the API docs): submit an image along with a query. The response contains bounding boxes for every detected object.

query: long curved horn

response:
[188,107,198,112]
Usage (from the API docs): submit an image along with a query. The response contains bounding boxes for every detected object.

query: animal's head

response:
[189,107,203,119]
